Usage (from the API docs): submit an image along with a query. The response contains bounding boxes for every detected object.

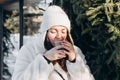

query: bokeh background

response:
[1,0,120,80]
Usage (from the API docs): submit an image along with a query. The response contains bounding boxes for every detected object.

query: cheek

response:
[47,33,56,40]
[62,33,67,40]
[64,33,67,38]
[47,33,56,44]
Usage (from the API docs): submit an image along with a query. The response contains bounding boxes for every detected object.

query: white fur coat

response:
[12,33,94,80]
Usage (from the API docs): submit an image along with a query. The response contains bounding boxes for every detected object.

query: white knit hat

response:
[40,5,71,33]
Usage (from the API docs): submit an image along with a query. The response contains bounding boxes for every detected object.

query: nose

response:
[55,32,62,40]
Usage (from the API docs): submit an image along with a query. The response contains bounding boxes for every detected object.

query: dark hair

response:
[44,30,73,72]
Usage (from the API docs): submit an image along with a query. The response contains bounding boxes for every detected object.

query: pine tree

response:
[54,0,120,80]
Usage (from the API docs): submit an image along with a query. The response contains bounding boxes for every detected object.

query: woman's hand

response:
[43,45,67,61]
[61,41,76,61]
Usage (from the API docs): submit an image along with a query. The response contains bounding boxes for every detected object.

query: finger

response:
[61,45,70,52]
[57,50,66,56]
[61,41,72,49]
[63,42,74,50]
[54,45,63,50]
[57,53,66,59]
[62,41,72,46]
[62,50,69,55]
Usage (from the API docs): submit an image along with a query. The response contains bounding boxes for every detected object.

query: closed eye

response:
[62,29,67,34]
[49,29,57,33]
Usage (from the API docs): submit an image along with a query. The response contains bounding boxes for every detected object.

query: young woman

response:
[12,5,94,80]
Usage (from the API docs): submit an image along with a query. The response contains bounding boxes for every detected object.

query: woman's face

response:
[47,25,67,46]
